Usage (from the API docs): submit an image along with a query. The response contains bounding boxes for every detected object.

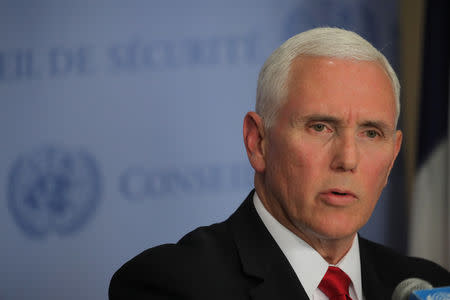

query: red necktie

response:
[318,266,353,300]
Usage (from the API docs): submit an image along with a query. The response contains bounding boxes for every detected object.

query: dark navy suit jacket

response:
[109,191,450,300]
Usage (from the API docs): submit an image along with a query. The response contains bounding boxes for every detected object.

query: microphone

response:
[392,278,432,300]
[392,278,450,300]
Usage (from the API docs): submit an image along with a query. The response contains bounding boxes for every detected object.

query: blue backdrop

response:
[1,1,400,299]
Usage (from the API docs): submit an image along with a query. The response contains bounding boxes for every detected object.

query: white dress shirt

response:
[253,192,364,300]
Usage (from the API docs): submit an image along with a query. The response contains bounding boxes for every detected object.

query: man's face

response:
[260,56,402,242]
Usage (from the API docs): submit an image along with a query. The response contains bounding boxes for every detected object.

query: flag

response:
[409,0,449,269]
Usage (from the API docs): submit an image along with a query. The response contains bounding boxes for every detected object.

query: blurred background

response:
[1,0,448,299]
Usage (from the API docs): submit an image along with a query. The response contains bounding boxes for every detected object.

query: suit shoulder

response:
[111,221,234,277]
[109,221,242,299]
[359,237,450,286]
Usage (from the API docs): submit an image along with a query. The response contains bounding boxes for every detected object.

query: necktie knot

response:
[318,266,353,300]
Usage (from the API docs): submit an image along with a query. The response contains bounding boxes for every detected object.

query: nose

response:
[330,132,359,172]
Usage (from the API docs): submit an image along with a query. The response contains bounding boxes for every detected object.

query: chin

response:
[309,221,361,241]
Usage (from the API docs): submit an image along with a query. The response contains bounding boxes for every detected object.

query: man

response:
[109,27,450,299]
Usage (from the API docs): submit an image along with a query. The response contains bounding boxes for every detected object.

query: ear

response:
[385,129,403,184]
[393,130,403,161]
[243,111,266,173]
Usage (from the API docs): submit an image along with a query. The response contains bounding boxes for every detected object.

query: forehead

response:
[283,56,397,127]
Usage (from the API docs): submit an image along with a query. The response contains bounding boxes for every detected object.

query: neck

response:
[301,232,356,265]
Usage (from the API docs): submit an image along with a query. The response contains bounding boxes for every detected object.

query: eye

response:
[365,130,380,138]
[311,124,326,132]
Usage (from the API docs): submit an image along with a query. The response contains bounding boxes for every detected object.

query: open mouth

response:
[331,191,348,196]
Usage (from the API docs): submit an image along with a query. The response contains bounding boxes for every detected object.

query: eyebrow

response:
[290,114,395,134]
[291,114,339,126]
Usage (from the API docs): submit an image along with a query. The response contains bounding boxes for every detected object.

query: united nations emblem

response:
[8,146,101,238]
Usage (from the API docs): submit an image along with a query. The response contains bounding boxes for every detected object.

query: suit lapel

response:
[227,191,309,300]
[359,237,391,300]
[248,260,309,300]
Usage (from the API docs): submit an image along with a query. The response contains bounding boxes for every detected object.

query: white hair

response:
[256,27,400,128]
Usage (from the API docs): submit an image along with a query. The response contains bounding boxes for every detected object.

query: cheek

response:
[361,152,394,194]
[288,141,330,182]
[272,143,325,203]
[265,139,316,190]
[283,138,324,166]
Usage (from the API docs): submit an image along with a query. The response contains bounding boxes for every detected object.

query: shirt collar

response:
[336,236,363,300]
[253,192,363,300]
